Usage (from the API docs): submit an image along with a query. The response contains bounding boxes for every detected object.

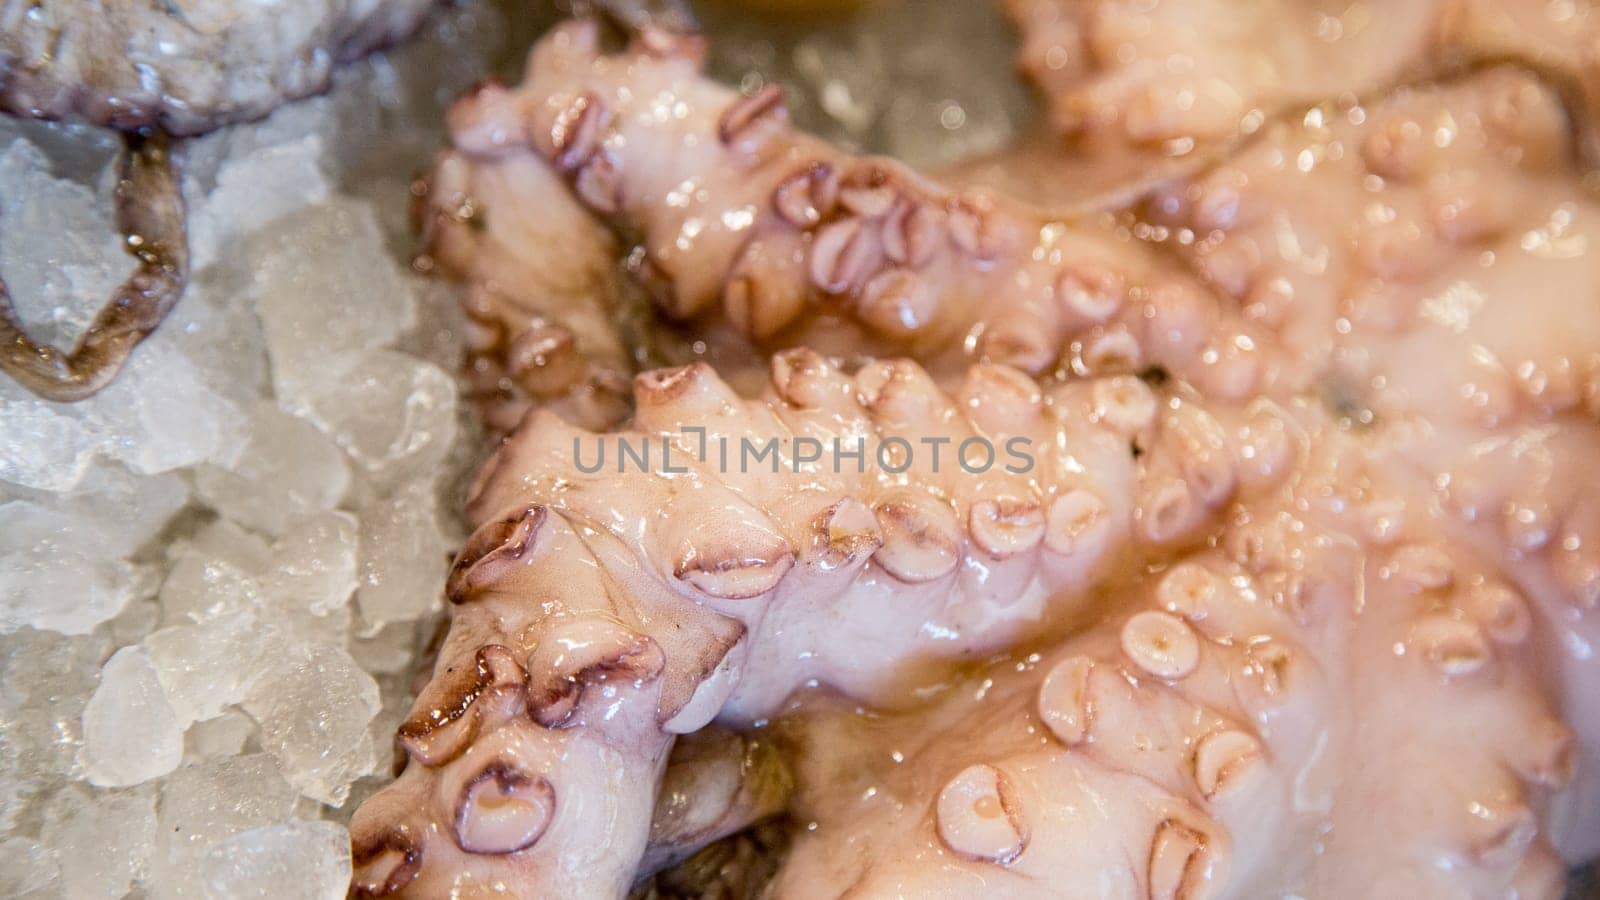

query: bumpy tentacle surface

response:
[362,15,1600,899]
[1144,66,1600,858]
[353,349,1582,897]
[0,134,188,402]
[436,20,1280,402]
[772,407,1577,898]
[349,348,1301,895]
[422,108,637,435]
[1003,0,1600,169]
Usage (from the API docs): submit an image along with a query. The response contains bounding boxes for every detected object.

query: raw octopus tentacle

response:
[419,120,636,434]
[359,12,1600,898]
[349,348,1294,896]
[1141,66,1585,386]
[0,0,442,135]
[440,20,1278,401]
[1002,0,1600,167]
[1144,65,1600,859]
[772,410,1575,898]
[0,133,187,402]
[641,726,793,876]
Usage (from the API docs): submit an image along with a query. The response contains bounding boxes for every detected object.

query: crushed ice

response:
[0,4,503,894]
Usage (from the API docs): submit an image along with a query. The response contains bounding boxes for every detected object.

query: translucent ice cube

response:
[188,135,332,272]
[201,820,350,900]
[185,709,257,759]
[152,754,298,900]
[250,200,417,405]
[296,349,458,493]
[40,783,157,898]
[242,643,379,805]
[0,836,57,897]
[145,615,268,728]
[194,401,350,538]
[357,480,449,627]
[0,136,131,351]
[265,512,359,618]
[81,646,184,787]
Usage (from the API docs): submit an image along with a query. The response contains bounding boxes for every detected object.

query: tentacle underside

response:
[422,113,636,435]
[351,349,1576,898]
[1146,64,1600,861]
[437,20,1281,401]
[1002,0,1600,169]
[351,18,1600,900]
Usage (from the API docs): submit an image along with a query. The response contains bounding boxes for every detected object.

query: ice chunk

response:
[1,465,186,634]
[243,643,379,805]
[158,520,272,625]
[109,596,161,646]
[0,837,57,897]
[153,513,358,695]
[0,503,151,634]
[357,480,449,627]
[0,4,498,892]
[189,135,332,272]
[81,646,184,787]
[250,199,418,404]
[201,820,350,900]
[0,332,245,490]
[94,330,248,476]
[145,615,267,728]
[348,619,424,676]
[41,784,157,898]
[163,272,271,411]
[153,755,298,900]
[264,512,359,618]
[185,709,257,759]
[297,349,458,492]
[0,399,101,491]
[0,137,131,351]
[66,464,191,557]
[0,629,108,829]
[195,401,350,537]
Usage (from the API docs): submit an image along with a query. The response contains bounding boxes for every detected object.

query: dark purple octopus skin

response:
[349,17,1600,900]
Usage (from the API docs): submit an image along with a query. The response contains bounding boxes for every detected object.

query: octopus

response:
[1002,0,1600,176]
[352,9,1600,900]
[0,0,442,134]
[0,0,455,402]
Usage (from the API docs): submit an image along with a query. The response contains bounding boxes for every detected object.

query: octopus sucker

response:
[1138,63,1600,861]
[0,132,187,402]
